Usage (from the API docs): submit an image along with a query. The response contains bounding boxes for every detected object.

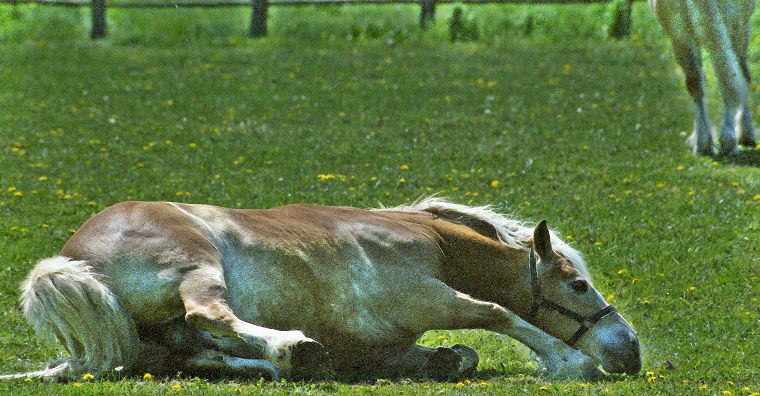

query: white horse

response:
[649,0,756,155]
[2,198,640,380]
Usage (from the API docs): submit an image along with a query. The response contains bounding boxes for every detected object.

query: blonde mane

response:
[377,197,591,280]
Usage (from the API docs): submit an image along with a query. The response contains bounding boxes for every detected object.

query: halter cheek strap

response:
[526,248,617,348]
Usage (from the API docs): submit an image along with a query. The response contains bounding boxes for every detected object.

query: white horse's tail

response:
[2,256,140,380]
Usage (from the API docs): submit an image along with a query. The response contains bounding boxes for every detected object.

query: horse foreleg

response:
[443,293,600,379]
[694,0,748,155]
[670,38,714,155]
[732,16,756,147]
[178,266,330,379]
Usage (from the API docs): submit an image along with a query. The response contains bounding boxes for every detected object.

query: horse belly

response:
[221,248,422,346]
[221,248,320,332]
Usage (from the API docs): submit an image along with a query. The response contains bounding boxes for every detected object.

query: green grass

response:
[1,3,759,394]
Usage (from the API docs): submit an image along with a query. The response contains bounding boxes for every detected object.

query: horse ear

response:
[532,220,556,263]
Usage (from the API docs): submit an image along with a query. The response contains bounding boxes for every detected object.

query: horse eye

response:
[570,279,589,293]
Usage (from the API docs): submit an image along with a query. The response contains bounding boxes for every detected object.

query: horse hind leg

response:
[178,265,330,379]
[381,344,479,381]
[183,349,279,380]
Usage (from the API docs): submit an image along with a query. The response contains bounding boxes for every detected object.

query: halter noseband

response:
[526,248,617,348]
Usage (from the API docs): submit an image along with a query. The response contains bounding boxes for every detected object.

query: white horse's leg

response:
[670,39,714,155]
[733,14,756,147]
[178,265,330,379]
[693,0,748,155]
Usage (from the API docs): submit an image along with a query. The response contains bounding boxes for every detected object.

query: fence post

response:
[420,0,435,29]
[250,0,268,37]
[91,0,106,39]
[609,0,633,39]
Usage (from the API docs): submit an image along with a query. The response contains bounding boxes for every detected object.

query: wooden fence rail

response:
[0,0,633,39]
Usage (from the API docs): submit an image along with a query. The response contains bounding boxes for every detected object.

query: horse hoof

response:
[739,137,757,148]
[424,347,462,381]
[450,344,479,377]
[694,146,715,156]
[290,340,331,380]
[718,145,740,156]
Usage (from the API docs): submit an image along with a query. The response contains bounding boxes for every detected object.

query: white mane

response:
[378,197,590,280]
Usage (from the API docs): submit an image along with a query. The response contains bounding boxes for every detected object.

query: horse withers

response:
[3,198,641,380]
[649,0,756,155]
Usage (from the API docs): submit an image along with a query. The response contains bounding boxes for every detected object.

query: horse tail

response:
[5,256,140,380]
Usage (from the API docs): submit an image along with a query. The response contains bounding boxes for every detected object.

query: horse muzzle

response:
[597,319,641,375]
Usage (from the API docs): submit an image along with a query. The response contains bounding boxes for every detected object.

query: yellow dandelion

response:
[722,391,733,396]
[641,298,650,305]
[606,294,615,303]
[617,268,627,275]
[539,385,550,390]
[172,383,182,390]
[699,383,708,389]
[398,178,406,184]
[143,372,153,380]
[647,376,657,383]
[687,286,696,292]
[7,186,16,192]
[676,165,685,171]
[73,382,82,387]
[188,143,198,149]
[400,164,409,171]
[490,179,500,188]
[38,176,48,181]
[14,191,23,197]
[82,372,94,381]
[455,381,465,388]
[565,235,573,241]
[594,241,603,246]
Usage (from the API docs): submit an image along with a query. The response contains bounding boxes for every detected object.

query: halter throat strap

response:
[526,248,617,348]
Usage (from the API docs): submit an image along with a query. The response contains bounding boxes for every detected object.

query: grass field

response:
[1,2,759,394]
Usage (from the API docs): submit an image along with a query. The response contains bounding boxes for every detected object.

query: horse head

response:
[527,220,641,375]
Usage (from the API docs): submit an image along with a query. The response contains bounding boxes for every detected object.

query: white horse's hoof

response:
[718,144,740,156]
[688,131,714,156]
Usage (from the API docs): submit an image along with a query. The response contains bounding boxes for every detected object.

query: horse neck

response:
[431,220,534,318]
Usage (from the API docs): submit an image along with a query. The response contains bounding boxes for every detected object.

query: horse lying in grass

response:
[2,198,641,381]
[649,0,756,156]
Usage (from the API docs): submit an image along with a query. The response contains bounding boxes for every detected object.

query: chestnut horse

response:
[3,198,640,380]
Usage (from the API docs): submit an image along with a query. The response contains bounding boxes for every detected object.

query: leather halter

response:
[526,248,617,347]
